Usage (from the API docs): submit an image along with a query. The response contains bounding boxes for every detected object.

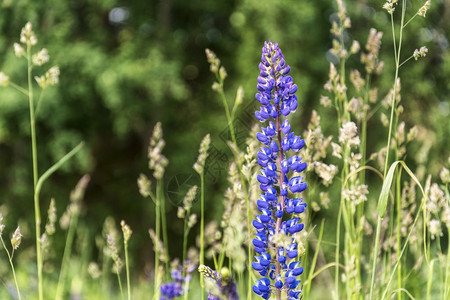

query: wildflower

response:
[149,228,168,263]
[148,122,169,179]
[14,43,25,57]
[35,66,60,89]
[331,142,342,159]
[11,226,22,250]
[429,219,442,239]
[350,70,365,92]
[413,46,428,60]
[193,134,211,175]
[120,220,132,243]
[20,22,37,46]
[320,192,330,209]
[88,262,101,279]
[339,121,360,148]
[361,28,383,74]
[187,214,197,228]
[350,40,360,54]
[314,162,338,186]
[418,1,431,17]
[161,260,196,300]
[199,265,239,300]
[0,72,9,86]
[253,41,306,299]
[45,198,57,235]
[440,167,450,184]
[137,173,152,197]
[320,95,332,108]
[32,48,49,66]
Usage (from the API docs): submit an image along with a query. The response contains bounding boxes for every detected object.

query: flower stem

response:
[199,172,205,300]
[159,179,170,278]
[153,181,161,300]
[124,240,131,300]
[55,210,79,300]
[0,237,22,300]
[216,82,253,300]
[182,215,190,300]
[27,43,43,300]
[370,2,407,298]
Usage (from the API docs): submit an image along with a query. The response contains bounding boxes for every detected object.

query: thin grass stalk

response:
[116,267,125,300]
[123,239,131,300]
[27,42,43,300]
[216,80,253,300]
[159,179,170,277]
[334,193,343,299]
[153,180,161,300]
[370,1,407,298]
[445,223,450,299]
[55,210,79,300]
[182,214,189,300]
[304,219,325,297]
[395,166,402,300]
[0,236,22,300]
[199,172,205,300]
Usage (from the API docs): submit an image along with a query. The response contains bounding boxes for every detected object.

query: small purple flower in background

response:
[160,261,196,300]
[252,41,307,299]
[198,265,239,300]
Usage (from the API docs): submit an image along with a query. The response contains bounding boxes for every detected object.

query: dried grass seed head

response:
[194,134,211,175]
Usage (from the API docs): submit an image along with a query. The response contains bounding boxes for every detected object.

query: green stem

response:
[371,3,406,298]
[182,215,190,300]
[154,181,161,300]
[0,237,22,300]
[335,191,343,299]
[124,241,131,300]
[27,43,43,300]
[9,81,29,96]
[199,173,205,300]
[55,210,79,300]
[35,90,45,116]
[216,83,252,300]
[116,266,125,300]
[159,179,170,277]
[369,217,383,300]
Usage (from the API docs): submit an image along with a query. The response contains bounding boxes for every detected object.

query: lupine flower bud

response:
[11,226,22,250]
[253,41,306,299]
[0,72,9,86]
[194,134,211,175]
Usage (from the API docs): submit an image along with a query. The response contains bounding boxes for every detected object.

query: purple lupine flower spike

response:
[160,261,195,300]
[252,41,307,299]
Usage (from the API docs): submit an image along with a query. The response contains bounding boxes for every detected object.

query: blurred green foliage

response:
[0,0,448,275]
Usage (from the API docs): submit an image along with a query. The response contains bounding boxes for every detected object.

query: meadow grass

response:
[0,0,448,299]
